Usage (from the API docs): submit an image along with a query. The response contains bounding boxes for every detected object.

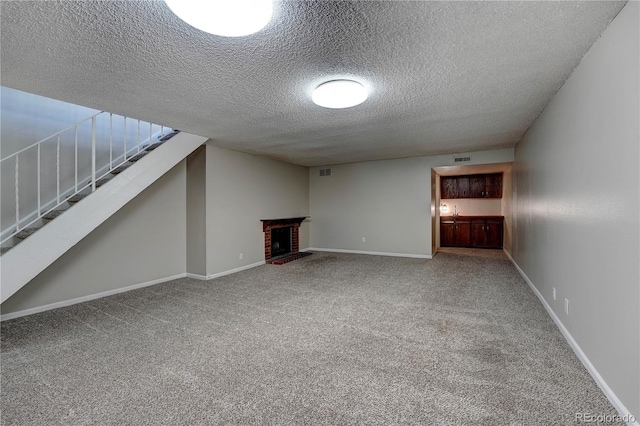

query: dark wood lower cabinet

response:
[441,216,503,249]
[441,220,470,247]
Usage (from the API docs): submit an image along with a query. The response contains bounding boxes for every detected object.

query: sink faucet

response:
[454,205,458,216]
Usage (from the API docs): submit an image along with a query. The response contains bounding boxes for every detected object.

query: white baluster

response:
[15,156,19,231]
[57,135,60,204]
[109,113,113,169]
[75,125,78,192]
[123,117,127,162]
[37,144,41,215]
[92,116,96,192]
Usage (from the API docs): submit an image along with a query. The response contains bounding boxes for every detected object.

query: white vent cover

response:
[319,168,332,177]
[453,156,472,163]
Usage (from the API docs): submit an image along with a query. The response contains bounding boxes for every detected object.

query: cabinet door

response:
[453,222,471,246]
[470,175,487,198]
[485,220,503,248]
[486,173,503,198]
[456,177,470,198]
[441,177,456,199]
[471,222,487,247]
[440,223,455,246]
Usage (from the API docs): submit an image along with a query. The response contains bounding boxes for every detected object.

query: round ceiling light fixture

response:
[164,0,273,37]
[312,80,368,109]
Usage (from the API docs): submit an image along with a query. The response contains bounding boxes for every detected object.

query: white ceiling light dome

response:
[164,0,273,37]
[312,80,368,109]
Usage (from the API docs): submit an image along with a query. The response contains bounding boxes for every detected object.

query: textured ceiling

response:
[1,1,626,166]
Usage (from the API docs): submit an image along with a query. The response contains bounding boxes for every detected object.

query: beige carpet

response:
[1,251,622,425]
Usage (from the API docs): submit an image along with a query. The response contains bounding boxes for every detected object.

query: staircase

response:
[1,132,177,256]
[1,115,207,303]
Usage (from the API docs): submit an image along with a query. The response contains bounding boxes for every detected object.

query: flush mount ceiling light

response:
[164,0,273,37]
[312,80,368,109]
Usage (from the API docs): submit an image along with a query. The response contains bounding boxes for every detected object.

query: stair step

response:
[111,163,132,174]
[144,142,163,151]
[159,130,180,142]
[1,246,13,255]
[68,193,88,203]
[43,210,66,220]
[95,178,111,188]
[16,228,40,239]
[128,151,149,162]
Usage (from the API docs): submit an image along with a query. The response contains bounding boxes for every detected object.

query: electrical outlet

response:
[239,253,243,260]
[552,287,556,300]
[564,298,569,315]
[361,237,366,243]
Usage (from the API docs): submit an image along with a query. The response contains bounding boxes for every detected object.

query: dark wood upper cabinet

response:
[441,177,456,199]
[442,173,502,199]
[469,175,486,198]
[485,174,503,198]
[441,176,470,199]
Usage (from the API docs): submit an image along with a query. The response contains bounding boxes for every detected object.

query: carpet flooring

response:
[0,250,622,425]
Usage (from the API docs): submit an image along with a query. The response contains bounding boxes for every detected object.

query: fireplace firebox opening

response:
[260,217,311,264]
[270,227,291,258]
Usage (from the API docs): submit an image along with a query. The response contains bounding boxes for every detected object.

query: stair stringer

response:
[0,132,208,304]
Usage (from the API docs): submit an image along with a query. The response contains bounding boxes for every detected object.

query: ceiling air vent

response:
[453,156,472,163]
[319,168,332,177]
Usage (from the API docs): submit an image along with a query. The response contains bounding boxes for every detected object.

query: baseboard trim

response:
[0,273,188,322]
[503,249,639,426]
[205,261,265,280]
[185,273,207,280]
[308,247,432,259]
[1,261,269,322]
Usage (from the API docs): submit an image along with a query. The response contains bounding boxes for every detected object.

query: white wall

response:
[206,144,309,275]
[309,148,514,257]
[510,1,639,419]
[1,87,99,158]
[0,162,188,314]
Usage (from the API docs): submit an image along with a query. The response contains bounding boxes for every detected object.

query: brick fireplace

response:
[260,217,309,264]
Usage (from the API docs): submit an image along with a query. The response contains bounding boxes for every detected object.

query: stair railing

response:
[1,112,173,247]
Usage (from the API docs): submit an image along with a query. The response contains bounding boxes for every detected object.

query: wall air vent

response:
[319,168,332,177]
[453,156,472,163]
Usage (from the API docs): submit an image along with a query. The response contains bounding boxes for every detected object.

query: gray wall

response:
[186,146,207,276]
[206,144,310,275]
[309,149,514,257]
[510,1,639,418]
[1,162,188,314]
[501,165,513,254]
